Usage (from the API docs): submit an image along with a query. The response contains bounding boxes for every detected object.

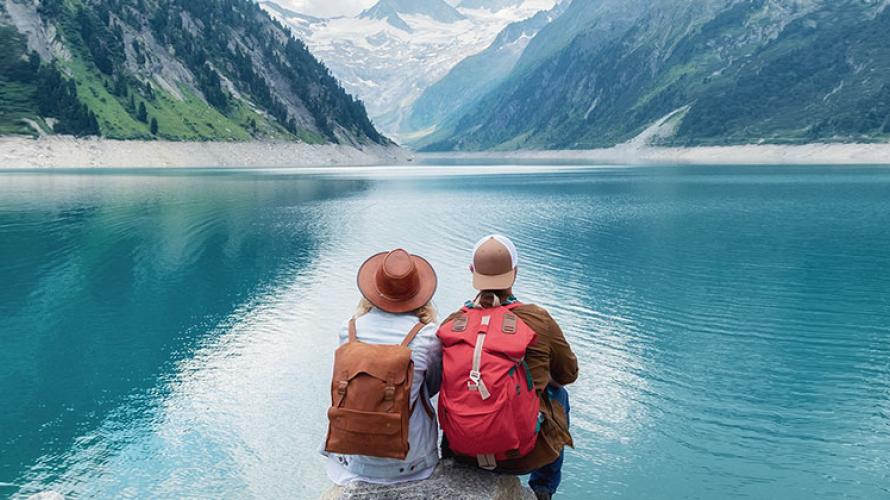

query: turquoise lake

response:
[1,165,889,499]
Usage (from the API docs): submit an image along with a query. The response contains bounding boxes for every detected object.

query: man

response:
[438,234,578,499]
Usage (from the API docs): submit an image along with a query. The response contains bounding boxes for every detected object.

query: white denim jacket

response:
[322,308,442,485]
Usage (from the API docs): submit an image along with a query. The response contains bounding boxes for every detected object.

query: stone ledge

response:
[322,459,536,500]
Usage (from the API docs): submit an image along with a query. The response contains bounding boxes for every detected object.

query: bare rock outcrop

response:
[322,459,536,500]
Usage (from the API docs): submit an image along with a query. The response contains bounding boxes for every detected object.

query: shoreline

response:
[0,137,407,169]
[417,143,890,166]
[3,137,890,168]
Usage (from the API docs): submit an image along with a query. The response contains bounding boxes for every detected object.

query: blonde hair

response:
[354,297,437,325]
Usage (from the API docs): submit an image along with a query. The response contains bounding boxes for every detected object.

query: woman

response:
[323,248,442,486]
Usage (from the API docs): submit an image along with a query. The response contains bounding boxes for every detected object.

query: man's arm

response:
[543,310,578,386]
[515,305,579,390]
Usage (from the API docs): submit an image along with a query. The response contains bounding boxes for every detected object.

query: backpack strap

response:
[400,322,426,347]
[468,314,492,400]
[348,318,358,343]
[410,380,436,419]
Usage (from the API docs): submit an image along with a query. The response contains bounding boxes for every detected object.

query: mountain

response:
[458,0,526,11]
[0,0,386,144]
[425,0,890,151]
[263,0,558,140]
[360,0,466,24]
[405,1,567,141]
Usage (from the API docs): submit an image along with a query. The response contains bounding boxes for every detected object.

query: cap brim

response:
[357,253,438,314]
[472,269,516,291]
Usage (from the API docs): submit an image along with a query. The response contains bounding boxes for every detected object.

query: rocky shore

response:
[419,143,890,165]
[0,137,407,168]
[322,459,536,500]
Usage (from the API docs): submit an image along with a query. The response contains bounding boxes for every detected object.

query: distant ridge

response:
[360,0,466,24]
[358,3,413,32]
[458,0,525,12]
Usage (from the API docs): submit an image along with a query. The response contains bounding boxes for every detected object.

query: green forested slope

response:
[0,0,386,144]
[425,0,890,151]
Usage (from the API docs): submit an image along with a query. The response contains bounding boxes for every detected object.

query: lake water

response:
[1,165,889,499]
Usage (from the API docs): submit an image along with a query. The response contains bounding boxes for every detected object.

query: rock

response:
[322,459,536,500]
[27,492,65,500]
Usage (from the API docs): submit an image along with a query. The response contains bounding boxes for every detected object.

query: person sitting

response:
[437,235,578,499]
[322,248,442,486]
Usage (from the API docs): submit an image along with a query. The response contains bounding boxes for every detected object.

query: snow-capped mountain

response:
[360,0,466,26]
[406,1,567,144]
[261,0,557,140]
[457,0,527,11]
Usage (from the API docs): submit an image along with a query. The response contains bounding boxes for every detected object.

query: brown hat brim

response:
[472,269,516,291]
[357,252,438,314]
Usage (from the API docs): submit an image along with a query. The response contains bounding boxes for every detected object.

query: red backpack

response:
[437,302,540,469]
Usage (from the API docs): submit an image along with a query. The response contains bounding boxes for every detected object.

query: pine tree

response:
[137,101,147,122]
[150,117,158,135]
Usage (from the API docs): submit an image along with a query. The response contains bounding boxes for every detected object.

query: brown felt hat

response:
[357,249,437,313]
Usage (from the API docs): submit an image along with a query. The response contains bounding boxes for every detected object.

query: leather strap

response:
[410,381,436,419]
[348,318,358,343]
[420,387,435,418]
[468,315,492,400]
[400,322,426,347]
[477,453,496,470]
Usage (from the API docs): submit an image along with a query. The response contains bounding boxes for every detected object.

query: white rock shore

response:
[4,137,890,168]
[0,137,408,168]
[420,142,890,165]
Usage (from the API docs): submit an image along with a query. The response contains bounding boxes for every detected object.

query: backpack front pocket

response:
[326,407,407,459]
[439,390,521,456]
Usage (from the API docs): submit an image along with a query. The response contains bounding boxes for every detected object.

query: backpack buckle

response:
[384,386,395,401]
[337,381,348,395]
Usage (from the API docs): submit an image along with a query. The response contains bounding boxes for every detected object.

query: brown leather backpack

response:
[324,318,434,460]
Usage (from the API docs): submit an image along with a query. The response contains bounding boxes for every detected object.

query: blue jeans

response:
[529,385,570,495]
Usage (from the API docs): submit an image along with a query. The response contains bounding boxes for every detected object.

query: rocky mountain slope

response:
[0,0,386,144]
[263,0,557,140]
[425,0,890,151]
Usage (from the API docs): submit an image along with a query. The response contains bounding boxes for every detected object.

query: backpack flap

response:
[333,343,412,398]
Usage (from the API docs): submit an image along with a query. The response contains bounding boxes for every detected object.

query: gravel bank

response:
[419,143,890,165]
[0,137,407,168]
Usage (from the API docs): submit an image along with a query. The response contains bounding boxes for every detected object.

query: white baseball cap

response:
[470,234,519,290]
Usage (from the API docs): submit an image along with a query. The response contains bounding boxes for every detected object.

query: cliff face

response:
[322,460,536,500]
[0,0,387,145]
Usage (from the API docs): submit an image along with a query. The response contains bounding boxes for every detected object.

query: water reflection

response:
[0,173,369,496]
[2,166,889,499]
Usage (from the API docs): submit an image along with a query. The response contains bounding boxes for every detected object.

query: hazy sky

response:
[275,0,378,17]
